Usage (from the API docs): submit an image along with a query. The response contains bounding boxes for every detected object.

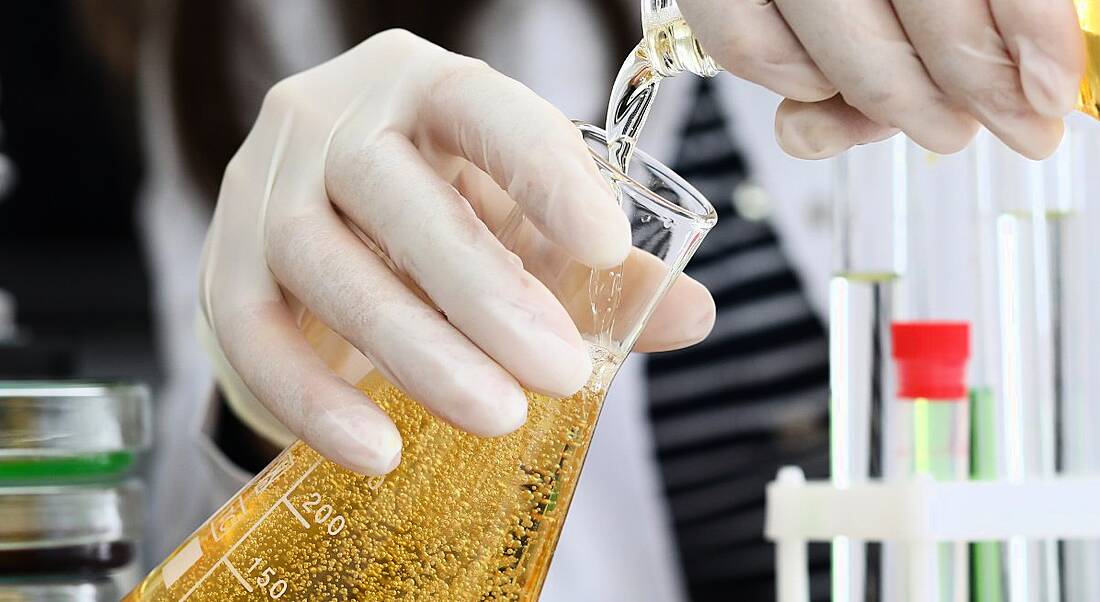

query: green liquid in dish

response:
[0,451,135,481]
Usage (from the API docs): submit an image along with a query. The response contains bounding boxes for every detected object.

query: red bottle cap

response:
[891,321,970,400]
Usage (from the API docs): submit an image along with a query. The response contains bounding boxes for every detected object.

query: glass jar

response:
[0,381,150,482]
[0,481,143,594]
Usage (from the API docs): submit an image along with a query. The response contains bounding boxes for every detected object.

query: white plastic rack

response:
[764,467,1100,602]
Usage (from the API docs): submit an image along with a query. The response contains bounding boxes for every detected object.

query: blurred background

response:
[0,1,153,383]
[4,3,1097,602]
[0,2,833,600]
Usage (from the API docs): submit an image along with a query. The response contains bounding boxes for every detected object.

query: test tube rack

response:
[765,466,1100,602]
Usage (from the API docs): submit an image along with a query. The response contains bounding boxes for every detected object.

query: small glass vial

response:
[639,0,721,78]
[607,1,720,171]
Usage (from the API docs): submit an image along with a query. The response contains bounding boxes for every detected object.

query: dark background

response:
[0,1,158,385]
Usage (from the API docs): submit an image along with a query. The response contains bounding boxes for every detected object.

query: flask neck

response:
[640,0,721,78]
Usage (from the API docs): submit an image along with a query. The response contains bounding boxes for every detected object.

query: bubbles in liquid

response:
[126,20,702,602]
[589,266,624,351]
[1078,0,1100,118]
[124,349,621,601]
[1079,29,1100,119]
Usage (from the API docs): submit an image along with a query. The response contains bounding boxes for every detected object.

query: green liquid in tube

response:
[969,386,1004,602]
[911,396,969,602]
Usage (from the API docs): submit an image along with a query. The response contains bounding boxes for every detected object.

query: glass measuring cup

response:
[125,124,716,601]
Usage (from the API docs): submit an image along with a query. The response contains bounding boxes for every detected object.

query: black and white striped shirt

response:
[648,80,831,601]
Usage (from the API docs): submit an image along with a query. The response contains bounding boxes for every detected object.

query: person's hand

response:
[679,0,1086,159]
[200,30,715,475]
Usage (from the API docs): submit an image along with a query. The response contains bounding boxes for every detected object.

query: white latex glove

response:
[200,30,715,475]
[680,0,1087,159]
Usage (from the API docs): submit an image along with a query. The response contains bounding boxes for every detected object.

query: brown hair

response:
[74,0,143,88]
[168,1,636,200]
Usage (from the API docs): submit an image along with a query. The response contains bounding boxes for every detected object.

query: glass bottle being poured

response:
[606,0,721,173]
[618,1,1100,131]
[586,0,721,352]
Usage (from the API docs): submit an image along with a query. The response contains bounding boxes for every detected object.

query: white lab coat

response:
[138,1,835,600]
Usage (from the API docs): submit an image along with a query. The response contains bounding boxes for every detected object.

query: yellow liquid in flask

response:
[1078,0,1100,118]
[125,347,620,601]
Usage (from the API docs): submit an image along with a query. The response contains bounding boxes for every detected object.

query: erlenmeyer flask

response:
[125,123,715,601]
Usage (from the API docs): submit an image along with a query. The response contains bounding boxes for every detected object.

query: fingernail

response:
[544,158,631,269]
[775,113,851,160]
[494,381,531,432]
[580,203,632,268]
[657,293,715,351]
[503,250,524,270]
[547,329,592,394]
[526,335,590,397]
[446,371,529,436]
[493,294,592,396]
[561,172,631,269]
[1016,36,1080,118]
[313,406,402,475]
[686,295,717,344]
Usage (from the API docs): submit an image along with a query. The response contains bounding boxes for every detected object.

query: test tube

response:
[974,124,1082,602]
[891,322,971,602]
[1057,114,1100,602]
[969,141,1009,602]
[886,142,984,602]
[896,143,981,478]
[831,137,906,601]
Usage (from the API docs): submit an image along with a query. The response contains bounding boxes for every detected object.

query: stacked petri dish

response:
[0,381,150,600]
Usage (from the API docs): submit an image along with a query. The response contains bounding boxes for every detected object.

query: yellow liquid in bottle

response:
[125,348,619,601]
[1078,0,1100,118]
[639,16,720,80]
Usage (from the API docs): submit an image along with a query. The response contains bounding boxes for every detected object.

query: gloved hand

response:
[200,30,715,475]
[679,0,1086,159]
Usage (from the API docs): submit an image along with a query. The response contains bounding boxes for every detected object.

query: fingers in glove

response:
[775,95,900,159]
[413,58,632,269]
[629,265,716,353]
[452,163,716,354]
[209,295,403,476]
[774,0,978,154]
[989,0,1086,119]
[265,204,530,438]
[325,132,591,397]
[891,0,1069,159]
[678,0,835,102]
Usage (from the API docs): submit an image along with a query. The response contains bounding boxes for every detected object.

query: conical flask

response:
[125,124,715,601]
